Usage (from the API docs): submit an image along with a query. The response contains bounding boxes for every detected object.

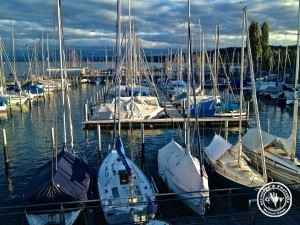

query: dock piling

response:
[84,103,89,121]
[19,92,23,113]
[141,123,145,171]
[97,125,102,167]
[3,129,9,166]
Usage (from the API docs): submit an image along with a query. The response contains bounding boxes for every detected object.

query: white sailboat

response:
[158,0,210,216]
[97,1,157,224]
[242,2,300,189]
[204,9,266,189]
[0,37,29,105]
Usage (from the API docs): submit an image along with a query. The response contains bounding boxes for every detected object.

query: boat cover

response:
[24,150,90,204]
[158,139,205,192]
[115,136,132,175]
[204,134,232,164]
[242,128,276,152]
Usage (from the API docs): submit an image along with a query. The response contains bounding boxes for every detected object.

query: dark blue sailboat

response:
[25,148,90,224]
[24,0,90,224]
[25,149,90,204]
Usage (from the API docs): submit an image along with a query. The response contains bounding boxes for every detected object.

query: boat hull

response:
[98,150,157,224]
[243,148,300,190]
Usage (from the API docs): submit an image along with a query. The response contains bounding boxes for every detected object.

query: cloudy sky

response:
[0,0,299,58]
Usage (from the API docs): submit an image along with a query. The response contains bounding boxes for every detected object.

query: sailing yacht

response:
[24,0,90,224]
[0,38,29,105]
[204,9,265,189]
[97,1,157,224]
[241,7,300,190]
[158,0,210,216]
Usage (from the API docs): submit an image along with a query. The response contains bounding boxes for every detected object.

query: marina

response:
[1,1,300,224]
[0,80,299,225]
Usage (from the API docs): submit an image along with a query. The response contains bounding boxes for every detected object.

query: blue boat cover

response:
[24,150,90,204]
[115,136,131,175]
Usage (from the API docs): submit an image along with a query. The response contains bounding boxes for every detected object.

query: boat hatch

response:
[112,187,120,198]
[119,170,129,184]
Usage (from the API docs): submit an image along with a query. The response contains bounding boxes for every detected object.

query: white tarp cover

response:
[158,139,204,192]
[204,134,232,164]
[92,96,164,120]
[242,128,276,152]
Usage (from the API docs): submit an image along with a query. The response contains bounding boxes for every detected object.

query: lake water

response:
[0,67,299,224]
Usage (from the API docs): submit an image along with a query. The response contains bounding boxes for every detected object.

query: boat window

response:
[119,170,129,184]
[112,187,120,198]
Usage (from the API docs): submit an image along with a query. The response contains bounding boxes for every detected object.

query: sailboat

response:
[97,1,157,224]
[158,0,210,216]
[0,36,29,105]
[24,0,90,224]
[242,2,300,190]
[204,9,266,189]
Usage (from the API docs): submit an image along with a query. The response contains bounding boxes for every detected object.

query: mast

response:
[244,8,267,182]
[290,0,300,161]
[12,22,16,77]
[46,33,51,78]
[57,0,67,148]
[114,0,122,140]
[189,0,204,177]
[186,0,191,155]
[238,9,246,165]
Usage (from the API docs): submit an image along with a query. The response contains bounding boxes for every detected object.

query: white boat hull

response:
[98,149,157,224]
[243,147,300,190]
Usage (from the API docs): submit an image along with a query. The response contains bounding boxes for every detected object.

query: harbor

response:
[0,80,299,225]
[1,0,300,224]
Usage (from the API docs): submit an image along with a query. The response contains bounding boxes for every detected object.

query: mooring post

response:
[141,123,145,171]
[43,90,46,104]
[9,95,12,110]
[84,103,88,121]
[36,88,39,103]
[97,124,102,167]
[225,120,228,141]
[19,92,23,113]
[3,129,9,167]
[183,119,187,147]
